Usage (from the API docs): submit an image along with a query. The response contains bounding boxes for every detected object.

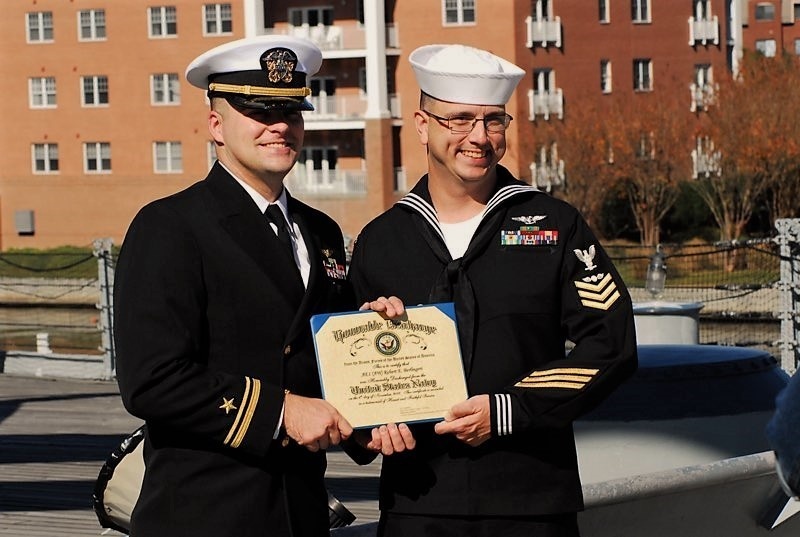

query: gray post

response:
[93,238,115,379]
[775,219,800,373]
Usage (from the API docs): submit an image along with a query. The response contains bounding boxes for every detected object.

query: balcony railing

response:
[525,16,562,48]
[285,168,367,196]
[688,16,719,46]
[527,88,564,121]
[691,147,721,179]
[689,83,716,112]
[305,93,401,121]
[263,23,399,52]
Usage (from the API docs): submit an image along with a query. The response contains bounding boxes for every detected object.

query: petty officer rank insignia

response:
[501,226,559,246]
[574,273,620,311]
[322,250,346,280]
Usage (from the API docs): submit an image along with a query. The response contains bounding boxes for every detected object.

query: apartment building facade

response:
[0,0,795,249]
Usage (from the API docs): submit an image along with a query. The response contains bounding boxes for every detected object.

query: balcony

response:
[688,16,719,46]
[691,145,721,179]
[689,83,716,112]
[528,88,564,121]
[525,16,562,48]
[285,168,367,197]
[305,93,401,122]
[263,23,399,52]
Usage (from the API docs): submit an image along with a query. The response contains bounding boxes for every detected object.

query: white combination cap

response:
[185,35,323,111]
[409,44,525,106]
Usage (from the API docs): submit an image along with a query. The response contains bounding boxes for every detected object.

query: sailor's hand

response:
[358,423,416,455]
[434,394,492,447]
[283,393,353,452]
[360,296,405,319]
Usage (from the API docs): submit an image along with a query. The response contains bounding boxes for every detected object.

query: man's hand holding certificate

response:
[310,303,468,430]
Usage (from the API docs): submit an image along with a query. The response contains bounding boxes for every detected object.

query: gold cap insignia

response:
[263,48,296,84]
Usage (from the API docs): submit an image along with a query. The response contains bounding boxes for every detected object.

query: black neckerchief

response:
[395,165,538,375]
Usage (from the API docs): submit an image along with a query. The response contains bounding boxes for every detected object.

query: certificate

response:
[310,303,468,429]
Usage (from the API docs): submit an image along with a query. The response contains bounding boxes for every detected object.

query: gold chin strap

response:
[208,82,311,97]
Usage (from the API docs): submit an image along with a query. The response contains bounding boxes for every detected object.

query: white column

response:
[363,1,390,119]
[243,0,265,37]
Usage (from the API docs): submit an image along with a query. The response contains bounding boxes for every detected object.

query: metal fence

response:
[0,223,798,379]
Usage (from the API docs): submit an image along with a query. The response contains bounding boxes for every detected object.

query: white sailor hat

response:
[409,44,525,106]
[185,35,322,111]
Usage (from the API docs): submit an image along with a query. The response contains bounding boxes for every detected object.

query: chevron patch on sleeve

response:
[574,273,620,310]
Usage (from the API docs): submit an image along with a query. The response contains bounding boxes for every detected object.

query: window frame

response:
[77,9,106,41]
[81,75,109,107]
[633,58,653,92]
[442,0,476,26]
[151,73,181,105]
[26,11,54,43]
[599,0,611,23]
[631,0,651,23]
[755,38,777,57]
[32,143,59,174]
[203,3,232,36]
[84,142,112,174]
[601,59,613,94]
[148,6,178,38]
[153,141,183,173]
[29,77,57,108]
[754,2,776,21]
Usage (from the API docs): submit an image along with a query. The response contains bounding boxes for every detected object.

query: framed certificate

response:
[310,303,468,429]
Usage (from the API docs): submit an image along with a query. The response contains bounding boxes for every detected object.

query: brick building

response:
[1,0,796,249]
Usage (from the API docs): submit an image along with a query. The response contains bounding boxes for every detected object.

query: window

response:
[755,39,777,57]
[288,7,334,26]
[533,0,552,21]
[84,142,111,173]
[601,60,612,93]
[82,76,109,106]
[694,0,712,19]
[204,4,232,35]
[695,64,713,87]
[154,142,182,173]
[32,143,59,173]
[755,3,775,21]
[631,0,650,23]
[795,38,800,55]
[78,9,106,40]
[795,2,800,21]
[27,12,53,42]
[599,0,610,22]
[149,6,177,37]
[151,73,180,104]
[443,0,475,25]
[533,69,555,92]
[29,77,57,108]
[633,59,652,91]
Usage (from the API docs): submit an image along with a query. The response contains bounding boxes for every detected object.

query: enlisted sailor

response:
[114,34,376,537]
[348,43,639,537]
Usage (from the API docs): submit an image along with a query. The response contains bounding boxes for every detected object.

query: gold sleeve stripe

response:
[529,367,600,377]
[519,374,593,383]
[577,281,617,301]
[515,381,586,390]
[581,290,621,310]
[231,378,260,448]
[574,273,612,292]
[224,377,251,446]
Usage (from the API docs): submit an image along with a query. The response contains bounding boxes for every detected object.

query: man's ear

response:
[414,110,429,145]
[208,108,224,144]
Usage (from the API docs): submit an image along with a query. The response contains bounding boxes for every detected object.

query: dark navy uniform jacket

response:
[348,166,638,517]
[114,162,353,537]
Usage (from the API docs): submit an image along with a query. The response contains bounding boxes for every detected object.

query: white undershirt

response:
[439,212,483,259]
[221,163,311,288]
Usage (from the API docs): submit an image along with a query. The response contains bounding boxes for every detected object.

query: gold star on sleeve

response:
[219,397,238,415]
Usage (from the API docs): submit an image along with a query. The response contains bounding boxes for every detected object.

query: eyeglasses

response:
[422,110,513,134]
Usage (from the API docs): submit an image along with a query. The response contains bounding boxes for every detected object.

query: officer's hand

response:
[360,296,405,319]
[357,423,416,455]
[283,393,353,452]
[434,394,492,447]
